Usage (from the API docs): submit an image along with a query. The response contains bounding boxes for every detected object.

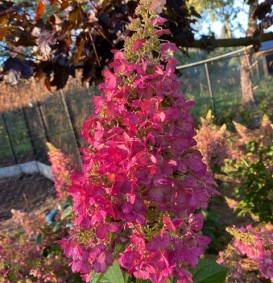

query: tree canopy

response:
[0,0,272,90]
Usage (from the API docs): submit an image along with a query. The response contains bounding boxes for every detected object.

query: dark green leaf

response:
[36,233,44,245]
[191,259,227,283]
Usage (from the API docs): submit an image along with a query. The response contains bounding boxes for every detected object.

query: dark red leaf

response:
[2,57,35,84]
[50,64,71,90]
[0,22,8,41]
[36,0,46,21]
[254,1,272,20]
[50,0,58,5]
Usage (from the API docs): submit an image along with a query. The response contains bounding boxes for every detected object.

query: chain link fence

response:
[179,48,272,126]
[0,85,97,219]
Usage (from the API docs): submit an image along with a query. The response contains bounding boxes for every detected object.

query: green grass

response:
[0,113,34,163]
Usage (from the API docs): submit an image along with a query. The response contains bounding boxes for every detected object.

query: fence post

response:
[204,62,215,113]
[37,102,50,142]
[60,90,81,164]
[2,113,18,165]
[262,55,269,77]
[21,108,37,158]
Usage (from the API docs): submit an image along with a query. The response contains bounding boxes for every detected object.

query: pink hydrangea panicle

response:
[133,39,146,52]
[60,1,217,282]
[0,210,72,282]
[152,17,167,26]
[47,142,75,200]
[195,111,231,170]
[218,224,273,282]
[149,0,166,13]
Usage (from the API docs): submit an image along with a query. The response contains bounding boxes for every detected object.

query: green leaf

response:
[191,259,227,283]
[43,3,59,20]
[90,261,124,283]
[90,272,109,283]
[134,278,173,283]
[105,260,125,283]
[52,222,61,233]
[36,233,44,245]
[61,205,72,220]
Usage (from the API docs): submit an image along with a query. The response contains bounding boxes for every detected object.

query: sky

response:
[195,0,273,39]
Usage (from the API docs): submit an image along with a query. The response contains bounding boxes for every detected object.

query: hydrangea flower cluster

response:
[195,110,230,171]
[60,1,217,282]
[0,210,72,283]
[233,121,253,144]
[233,114,273,146]
[47,142,75,200]
[218,224,273,282]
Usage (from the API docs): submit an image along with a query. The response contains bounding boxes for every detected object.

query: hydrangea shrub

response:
[195,110,230,172]
[0,210,78,283]
[60,1,217,282]
[47,142,75,200]
[233,114,273,147]
[218,224,273,282]
[225,115,273,222]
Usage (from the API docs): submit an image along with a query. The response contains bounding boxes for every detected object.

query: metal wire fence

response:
[0,86,96,168]
[179,47,272,126]
[0,86,96,219]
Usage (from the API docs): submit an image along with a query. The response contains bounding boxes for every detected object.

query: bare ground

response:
[0,173,57,220]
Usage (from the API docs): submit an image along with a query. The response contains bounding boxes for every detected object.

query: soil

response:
[0,173,57,220]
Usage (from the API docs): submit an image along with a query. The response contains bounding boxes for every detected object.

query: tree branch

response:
[174,32,273,50]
